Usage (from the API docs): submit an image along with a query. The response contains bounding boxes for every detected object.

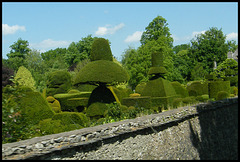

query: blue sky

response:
[2,2,238,61]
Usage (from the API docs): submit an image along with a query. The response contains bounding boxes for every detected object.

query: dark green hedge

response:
[46,70,72,96]
[73,60,129,86]
[86,102,108,118]
[186,81,208,96]
[90,38,113,61]
[54,92,91,112]
[208,81,230,99]
[171,81,189,98]
[142,78,176,97]
[19,91,55,126]
[122,96,152,109]
[148,66,168,75]
[52,112,89,127]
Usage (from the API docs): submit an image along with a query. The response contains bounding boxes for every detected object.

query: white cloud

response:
[173,30,206,44]
[124,31,143,43]
[226,32,238,41]
[2,24,26,35]
[95,23,125,36]
[191,30,206,38]
[30,39,71,51]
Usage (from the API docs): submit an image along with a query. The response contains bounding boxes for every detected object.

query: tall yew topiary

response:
[73,38,129,106]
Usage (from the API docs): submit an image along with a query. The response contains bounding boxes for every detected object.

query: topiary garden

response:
[2,37,237,144]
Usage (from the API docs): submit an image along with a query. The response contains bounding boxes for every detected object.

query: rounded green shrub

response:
[208,80,230,99]
[216,91,229,101]
[122,96,152,109]
[39,119,65,135]
[46,70,72,96]
[68,89,81,94]
[86,102,108,118]
[90,38,113,61]
[172,98,183,109]
[52,112,89,127]
[186,81,208,96]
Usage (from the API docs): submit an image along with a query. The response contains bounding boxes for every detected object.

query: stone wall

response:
[2,97,238,160]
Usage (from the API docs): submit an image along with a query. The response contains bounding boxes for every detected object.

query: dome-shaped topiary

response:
[73,38,129,86]
[14,66,36,90]
[90,38,113,61]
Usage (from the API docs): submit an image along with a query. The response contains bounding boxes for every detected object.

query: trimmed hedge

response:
[135,82,147,95]
[54,92,91,112]
[46,70,72,96]
[142,78,176,97]
[208,80,230,99]
[122,96,152,109]
[171,81,189,98]
[216,91,229,101]
[186,81,208,96]
[52,112,89,127]
[73,60,129,86]
[151,96,176,110]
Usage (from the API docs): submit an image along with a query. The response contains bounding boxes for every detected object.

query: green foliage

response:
[190,27,228,74]
[135,82,147,94]
[54,92,91,112]
[7,38,31,59]
[142,77,176,97]
[195,95,209,102]
[208,80,230,99]
[181,96,197,105]
[52,112,89,127]
[86,102,108,118]
[216,91,229,101]
[186,81,208,97]
[14,66,36,91]
[90,38,113,61]
[2,85,54,143]
[140,15,173,47]
[74,60,129,86]
[173,44,190,54]
[2,64,14,88]
[172,49,192,82]
[190,62,208,81]
[230,86,238,96]
[46,70,72,96]
[171,81,189,98]
[122,96,152,109]
[211,58,238,86]
[46,96,62,113]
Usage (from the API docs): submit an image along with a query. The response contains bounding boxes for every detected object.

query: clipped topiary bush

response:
[186,81,208,96]
[171,81,189,98]
[216,91,229,101]
[142,78,176,97]
[90,38,113,61]
[148,50,167,76]
[129,93,141,97]
[122,96,152,109]
[135,82,147,95]
[54,92,91,112]
[86,102,108,118]
[18,90,55,126]
[208,80,230,99]
[14,66,36,91]
[52,112,89,128]
[46,70,72,96]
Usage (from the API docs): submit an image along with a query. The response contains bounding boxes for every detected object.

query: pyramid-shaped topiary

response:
[73,38,129,106]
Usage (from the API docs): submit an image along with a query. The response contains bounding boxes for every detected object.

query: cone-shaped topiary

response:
[14,66,36,91]
[90,38,113,61]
